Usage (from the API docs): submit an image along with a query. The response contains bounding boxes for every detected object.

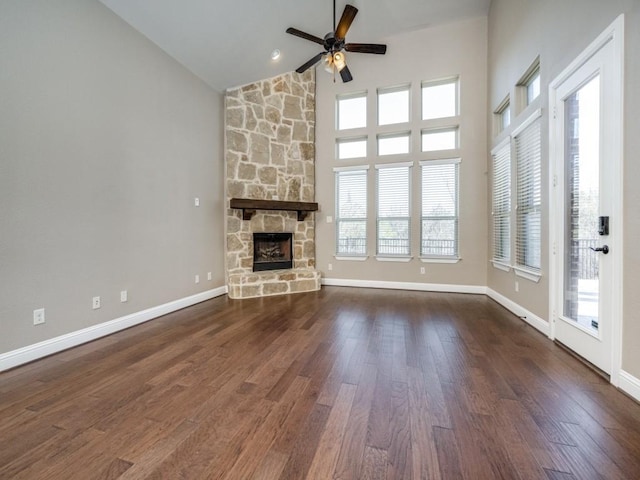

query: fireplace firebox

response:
[253,233,293,272]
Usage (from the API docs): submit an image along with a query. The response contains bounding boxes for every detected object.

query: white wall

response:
[0,0,225,356]
[315,17,488,289]
[487,0,640,379]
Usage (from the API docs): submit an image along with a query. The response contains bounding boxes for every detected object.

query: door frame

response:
[548,15,624,385]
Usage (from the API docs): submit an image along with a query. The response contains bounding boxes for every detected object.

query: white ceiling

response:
[98,0,490,91]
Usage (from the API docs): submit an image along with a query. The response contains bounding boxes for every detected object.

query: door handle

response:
[590,245,609,254]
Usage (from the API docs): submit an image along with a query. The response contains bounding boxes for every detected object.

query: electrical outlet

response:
[33,308,45,325]
[194,197,200,207]
[326,216,333,223]
[120,290,128,302]
[515,281,519,292]
[195,274,200,284]
[92,296,101,309]
[328,263,333,271]
[420,267,425,274]
[207,272,212,281]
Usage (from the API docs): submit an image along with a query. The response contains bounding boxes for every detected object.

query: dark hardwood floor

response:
[1,287,640,479]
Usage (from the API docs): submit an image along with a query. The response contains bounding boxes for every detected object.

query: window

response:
[491,141,511,265]
[378,132,410,156]
[337,137,367,160]
[494,96,511,137]
[518,59,541,107]
[526,70,541,104]
[421,159,459,258]
[337,92,367,130]
[422,78,458,120]
[378,85,410,125]
[421,127,458,152]
[376,164,411,256]
[336,168,368,256]
[514,112,542,272]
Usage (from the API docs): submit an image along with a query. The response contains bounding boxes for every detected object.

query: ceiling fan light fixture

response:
[333,51,346,71]
[323,53,334,73]
[323,51,346,74]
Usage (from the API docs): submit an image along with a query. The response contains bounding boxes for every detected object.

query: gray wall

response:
[487,0,640,378]
[0,0,225,355]
[315,17,488,287]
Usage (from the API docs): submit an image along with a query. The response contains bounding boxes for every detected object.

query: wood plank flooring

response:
[1,287,640,479]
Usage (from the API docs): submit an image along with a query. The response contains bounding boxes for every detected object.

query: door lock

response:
[590,245,609,254]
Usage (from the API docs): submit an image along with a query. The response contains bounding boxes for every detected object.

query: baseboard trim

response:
[619,370,640,403]
[486,288,550,337]
[321,278,487,295]
[0,286,228,372]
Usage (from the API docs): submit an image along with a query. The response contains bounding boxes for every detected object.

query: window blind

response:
[421,160,459,257]
[336,169,368,255]
[492,142,511,263]
[376,165,411,255]
[515,116,542,270]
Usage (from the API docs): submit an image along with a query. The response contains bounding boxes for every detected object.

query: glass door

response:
[550,27,622,375]
[562,75,601,334]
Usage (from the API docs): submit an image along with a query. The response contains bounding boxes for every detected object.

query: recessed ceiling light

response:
[271,49,281,61]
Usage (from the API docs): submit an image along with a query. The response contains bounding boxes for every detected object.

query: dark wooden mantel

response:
[230,198,319,221]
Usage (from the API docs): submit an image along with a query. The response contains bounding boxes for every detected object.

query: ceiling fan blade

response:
[345,43,387,54]
[335,4,358,39]
[295,52,325,73]
[340,65,353,83]
[286,27,325,46]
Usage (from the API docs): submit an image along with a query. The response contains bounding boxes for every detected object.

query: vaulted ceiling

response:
[98,0,490,91]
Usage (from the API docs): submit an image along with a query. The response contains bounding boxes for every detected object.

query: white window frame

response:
[377,131,411,156]
[375,162,413,260]
[517,58,541,112]
[377,84,411,126]
[513,109,542,281]
[493,95,510,136]
[420,158,461,262]
[421,126,459,152]
[336,136,367,160]
[421,76,459,120]
[334,166,369,259]
[336,91,367,131]
[491,138,512,271]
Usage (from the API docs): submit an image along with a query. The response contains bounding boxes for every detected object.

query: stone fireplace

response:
[225,70,321,299]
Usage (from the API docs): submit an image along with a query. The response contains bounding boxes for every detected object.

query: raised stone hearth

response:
[225,70,319,299]
[228,269,320,299]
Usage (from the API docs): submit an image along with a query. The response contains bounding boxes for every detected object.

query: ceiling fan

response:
[286,1,387,83]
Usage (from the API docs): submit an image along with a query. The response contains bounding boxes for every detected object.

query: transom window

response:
[377,132,410,156]
[422,78,458,120]
[337,92,367,130]
[378,85,410,126]
[337,137,367,160]
[494,96,511,135]
[421,127,458,152]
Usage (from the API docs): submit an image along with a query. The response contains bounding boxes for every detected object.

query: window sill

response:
[335,255,368,261]
[420,256,460,264]
[513,266,542,282]
[491,260,511,272]
[375,256,412,263]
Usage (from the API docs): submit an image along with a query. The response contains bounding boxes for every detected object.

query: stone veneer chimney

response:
[225,70,320,299]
